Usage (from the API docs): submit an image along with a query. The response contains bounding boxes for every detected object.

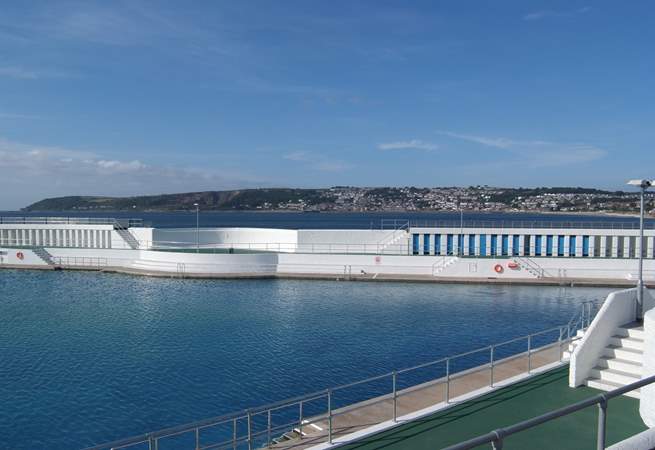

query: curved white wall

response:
[641,307,655,427]
[569,288,637,387]
[152,228,298,252]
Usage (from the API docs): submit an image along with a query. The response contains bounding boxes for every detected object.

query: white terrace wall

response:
[132,250,278,274]
[640,300,655,427]
[438,257,655,281]
[569,288,638,387]
[151,228,298,252]
[296,229,405,254]
[0,248,49,266]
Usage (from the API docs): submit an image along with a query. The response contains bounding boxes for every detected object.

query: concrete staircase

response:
[562,329,586,360]
[584,323,644,399]
[378,230,408,254]
[115,227,140,249]
[32,247,55,266]
[512,256,549,278]
[432,256,458,275]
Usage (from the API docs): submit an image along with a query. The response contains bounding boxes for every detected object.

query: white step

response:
[615,325,645,340]
[603,345,643,363]
[589,367,641,386]
[585,378,641,399]
[596,356,643,376]
[609,336,644,351]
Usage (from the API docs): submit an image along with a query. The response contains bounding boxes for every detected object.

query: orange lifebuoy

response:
[494,264,503,274]
[507,262,519,269]
[16,252,24,260]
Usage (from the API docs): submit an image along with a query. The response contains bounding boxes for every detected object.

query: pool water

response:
[0,270,613,449]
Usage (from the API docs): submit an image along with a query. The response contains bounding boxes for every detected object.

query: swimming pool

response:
[0,270,613,449]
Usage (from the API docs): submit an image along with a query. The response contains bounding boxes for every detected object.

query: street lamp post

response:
[194,203,199,253]
[459,205,464,257]
[627,179,653,318]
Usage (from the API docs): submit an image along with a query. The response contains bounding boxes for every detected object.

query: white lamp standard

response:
[627,179,653,318]
[193,203,199,253]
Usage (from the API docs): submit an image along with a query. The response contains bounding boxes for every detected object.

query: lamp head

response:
[627,179,653,189]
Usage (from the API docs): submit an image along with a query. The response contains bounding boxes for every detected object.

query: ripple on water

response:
[0,269,614,449]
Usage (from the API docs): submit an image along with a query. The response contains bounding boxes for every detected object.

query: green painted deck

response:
[340,367,646,450]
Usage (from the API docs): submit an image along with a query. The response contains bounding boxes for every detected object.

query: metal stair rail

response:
[31,247,55,265]
[83,316,589,450]
[512,256,551,279]
[113,220,140,249]
[377,220,409,254]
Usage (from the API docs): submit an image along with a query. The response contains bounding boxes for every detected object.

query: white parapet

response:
[640,304,655,427]
[569,288,638,387]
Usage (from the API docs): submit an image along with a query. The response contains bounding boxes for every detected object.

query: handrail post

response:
[490,346,495,387]
[392,370,398,422]
[299,400,304,438]
[232,418,237,450]
[491,430,504,450]
[597,397,608,450]
[247,409,252,450]
[327,389,333,443]
[267,409,272,447]
[445,358,450,403]
[527,335,532,373]
[195,427,200,450]
[148,435,157,450]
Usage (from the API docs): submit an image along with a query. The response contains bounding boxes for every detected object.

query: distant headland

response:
[22,186,654,215]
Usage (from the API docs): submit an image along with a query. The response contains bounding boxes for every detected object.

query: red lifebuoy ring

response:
[16,252,24,260]
[494,264,503,274]
[507,262,519,269]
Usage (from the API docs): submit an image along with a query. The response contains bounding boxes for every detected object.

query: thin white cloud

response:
[0,112,40,119]
[0,65,75,80]
[378,139,438,151]
[283,150,354,172]
[436,130,606,168]
[523,7,591,21]
[0,66,39,80]
[0,137,265,209]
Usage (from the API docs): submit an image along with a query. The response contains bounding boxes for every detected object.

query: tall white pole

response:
[638,187,645,318]
[459,207,464,257]
[195,204,200,253]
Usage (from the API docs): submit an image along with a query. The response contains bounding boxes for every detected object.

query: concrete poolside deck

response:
[1,264,643,288]
[335,366,645,450]
[265,344,574,449]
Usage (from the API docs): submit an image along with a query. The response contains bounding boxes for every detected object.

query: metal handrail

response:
[83,305,597,450]
[406,219,655,230]
[442,373,655,450]
[0,217,144,227]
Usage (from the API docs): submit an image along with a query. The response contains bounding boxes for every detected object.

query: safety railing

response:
[0,217,144,227]
[51,256,109,267]
[83,303,597,450]
[407,219,655,230]
[145,240,411,255]
[443,373,655,450]
[380,219,410,230]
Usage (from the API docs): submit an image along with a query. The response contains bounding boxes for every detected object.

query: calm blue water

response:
[0,210,649,229]
[0,269,614,449]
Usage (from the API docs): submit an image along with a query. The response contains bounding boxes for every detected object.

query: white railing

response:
[407,219,655,230]
[52,256,109,267]
[144,240,410,255]
[0,217,143,227]
[83,304,596,450]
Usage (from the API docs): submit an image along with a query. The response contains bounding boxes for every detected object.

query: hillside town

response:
[25,186,655,215]
[270,186,655,215]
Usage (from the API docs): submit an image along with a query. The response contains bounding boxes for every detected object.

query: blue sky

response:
[1,1,654,208]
